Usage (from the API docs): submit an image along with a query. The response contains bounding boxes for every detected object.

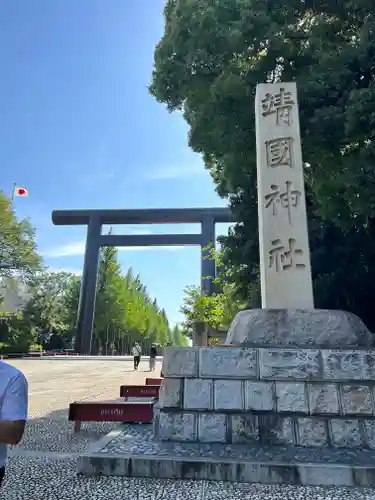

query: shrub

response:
[28,343,43,352]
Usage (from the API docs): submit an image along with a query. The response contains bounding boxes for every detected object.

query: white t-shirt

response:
[0,361,28,468]
[132,345,141,356]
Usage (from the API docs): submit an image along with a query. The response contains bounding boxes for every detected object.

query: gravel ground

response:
[1,358,375,499]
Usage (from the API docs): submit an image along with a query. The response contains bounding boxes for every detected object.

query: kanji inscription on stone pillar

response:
[255,82,314,309]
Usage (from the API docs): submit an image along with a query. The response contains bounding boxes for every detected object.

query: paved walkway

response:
[1,358,374,499]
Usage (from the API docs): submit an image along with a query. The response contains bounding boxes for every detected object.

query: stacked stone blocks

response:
[155,346,375,449]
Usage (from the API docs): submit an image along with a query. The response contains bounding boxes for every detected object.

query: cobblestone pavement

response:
[1,358,375,499]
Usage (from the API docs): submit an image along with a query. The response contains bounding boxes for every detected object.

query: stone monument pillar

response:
[147,82,375,487]
[226,82,373,348]
[255,83,313,309]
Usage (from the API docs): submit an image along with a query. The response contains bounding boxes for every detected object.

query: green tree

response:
[151,0,375,330]
[90,244,173,353]
[180,250,247,334]
[0,191,41,285]
[0,190,43,352]
[24,271,75,330]
[170,324,189,346]
[22,270,78,348]
[93,245,126,351]
[0,309,38,354]
[60,274,80,343]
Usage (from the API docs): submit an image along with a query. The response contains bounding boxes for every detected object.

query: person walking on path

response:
[132,342,142,370]
[0,359,28,488]
[149,344,157,371]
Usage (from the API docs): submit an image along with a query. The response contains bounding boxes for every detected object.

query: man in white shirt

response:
[132,342,142,371]
[0,360,28,488]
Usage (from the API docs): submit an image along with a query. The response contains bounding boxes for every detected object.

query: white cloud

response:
[120,245,183,253]
[43,241,86,258]
[42,239,186,258]
[42,229,152,258]
[48,266,82,276]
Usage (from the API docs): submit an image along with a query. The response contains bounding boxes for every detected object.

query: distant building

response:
[0,276,31,312]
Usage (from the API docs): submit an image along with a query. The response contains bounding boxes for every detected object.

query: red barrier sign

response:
[145,378,163,386]
[68,401,153,423]
[120,385,159,398]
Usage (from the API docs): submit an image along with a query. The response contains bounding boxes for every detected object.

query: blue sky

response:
[0,0,231,325]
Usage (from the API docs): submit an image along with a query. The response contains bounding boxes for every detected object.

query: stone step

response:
[77,424,375,487]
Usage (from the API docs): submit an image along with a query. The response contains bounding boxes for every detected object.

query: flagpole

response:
[10,182,16,208]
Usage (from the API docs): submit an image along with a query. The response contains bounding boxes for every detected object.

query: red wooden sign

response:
[145,378,163,386]
[120,385,159,398]
[68,401,153,423]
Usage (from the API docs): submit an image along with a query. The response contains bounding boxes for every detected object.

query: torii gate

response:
[52,207,235,354]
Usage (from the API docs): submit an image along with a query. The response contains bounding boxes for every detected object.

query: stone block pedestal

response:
[155,346,375,450]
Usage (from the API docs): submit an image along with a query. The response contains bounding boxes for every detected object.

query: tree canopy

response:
[180,249,247,334]
[151,0,375,331]
[0,190,41,283]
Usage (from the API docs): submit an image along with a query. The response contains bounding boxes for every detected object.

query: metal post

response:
[106,324,109,356]
[201,216,216,295]
[75,278,86,353]
[76,216,101,355]
[192,321,208,347]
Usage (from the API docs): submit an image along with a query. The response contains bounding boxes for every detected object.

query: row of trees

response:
[153,0,375,333]
[0,190,188,353]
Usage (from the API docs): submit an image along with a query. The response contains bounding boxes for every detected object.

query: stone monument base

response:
[225,309,374,348]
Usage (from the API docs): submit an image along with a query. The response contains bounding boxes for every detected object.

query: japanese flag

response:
[13,185,29,197]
